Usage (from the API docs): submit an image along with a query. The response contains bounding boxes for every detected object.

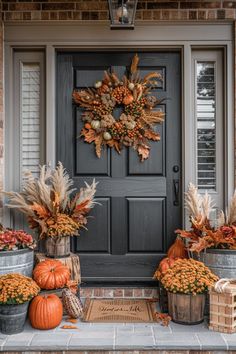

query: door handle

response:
[173,179,180,206]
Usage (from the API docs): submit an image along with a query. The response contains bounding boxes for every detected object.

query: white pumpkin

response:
[94,81,102,89]
[128,82,135,91]
[103,132,112,141]
[126,121,136,130]
[91,120,101,130]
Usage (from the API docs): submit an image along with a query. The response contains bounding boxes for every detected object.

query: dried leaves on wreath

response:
[73,54,165,161]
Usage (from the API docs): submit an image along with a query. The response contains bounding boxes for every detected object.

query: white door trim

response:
[3,22,234,227]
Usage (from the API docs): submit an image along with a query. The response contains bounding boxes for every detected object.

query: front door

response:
[57,51,181,283]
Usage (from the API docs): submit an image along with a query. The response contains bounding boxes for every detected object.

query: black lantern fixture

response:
[108,0,138,29]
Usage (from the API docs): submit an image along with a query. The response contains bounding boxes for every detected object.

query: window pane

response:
[196,62,216,191]
[21,63,41,180]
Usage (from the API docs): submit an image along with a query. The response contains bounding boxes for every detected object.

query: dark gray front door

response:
[57,51,181,283]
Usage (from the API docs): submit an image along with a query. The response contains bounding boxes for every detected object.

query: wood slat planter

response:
[209,282,236,333]
[168,292,205,325]
[45,236,70,258]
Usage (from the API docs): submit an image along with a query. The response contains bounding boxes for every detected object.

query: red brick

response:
[9,3,41,11]
[50,11,58,20]
[133,289,143,297]
[93,288,104,297]
[58,11,73,20]
[72,12,81,20]
[161,10,170,20]
[153,10,161,20]
[147,2,178,9]
[41,11,50,20]
[143,10,153,20]
[113,289,124,297]
[124,289,133,297]
[42,3,75,11]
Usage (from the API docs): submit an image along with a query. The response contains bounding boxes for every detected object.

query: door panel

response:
[57,51,181,282]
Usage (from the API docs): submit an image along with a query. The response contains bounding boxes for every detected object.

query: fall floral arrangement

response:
[160,258,218,295]
[73,54,164,161]
[0,273,40,305]
[3,162,97,239]
[176,183,236,252]
[0,225,36,251]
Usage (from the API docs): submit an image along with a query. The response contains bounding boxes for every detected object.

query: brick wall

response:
[1,1,236,22]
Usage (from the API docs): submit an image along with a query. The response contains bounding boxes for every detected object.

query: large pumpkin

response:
[29,294,63,330]
[33,259,70,290]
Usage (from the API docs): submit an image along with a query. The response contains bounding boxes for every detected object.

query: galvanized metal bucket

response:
[0,248,34,277]
[200,249,236,279]
[0,302,29,334]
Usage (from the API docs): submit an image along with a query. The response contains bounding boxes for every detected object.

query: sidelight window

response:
[13,51,45,186]
[192,50,224,208]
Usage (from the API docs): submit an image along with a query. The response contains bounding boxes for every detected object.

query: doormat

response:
[82,298,157,323]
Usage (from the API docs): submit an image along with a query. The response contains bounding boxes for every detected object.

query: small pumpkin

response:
[103,132,112,141]
[159,257,176,274]
[33,259,70,290]
[91,120,101,130]
[62,288,83,319]
[29,294,63,330]
[167,237,188,259]
[123,94,134,105]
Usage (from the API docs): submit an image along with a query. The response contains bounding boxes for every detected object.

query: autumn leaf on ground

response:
[155,312,171,326]
[144,130,160,141]
[80,128,96,143]
[137,144,150,161]
[66,318,78,324]
[61,325,79,329]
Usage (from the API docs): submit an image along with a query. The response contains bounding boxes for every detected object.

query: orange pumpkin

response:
[123,94,134,105]
[159,257,176,274]
[33,259,70,290]
[167,237,188,259]
[29,294,63,330]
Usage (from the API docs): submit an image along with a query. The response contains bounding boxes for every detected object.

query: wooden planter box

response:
[45,236,71,258]
[209,283,236,333]
[168,292,205,325]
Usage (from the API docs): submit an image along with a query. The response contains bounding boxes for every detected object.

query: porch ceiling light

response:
[108,0,138,29]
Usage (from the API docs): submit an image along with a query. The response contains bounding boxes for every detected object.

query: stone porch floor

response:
[0,305,236,352]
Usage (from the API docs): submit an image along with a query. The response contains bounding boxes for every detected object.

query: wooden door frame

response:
[3,22,234,228]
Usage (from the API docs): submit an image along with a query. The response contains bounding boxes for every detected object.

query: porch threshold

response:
[0,306,235,352]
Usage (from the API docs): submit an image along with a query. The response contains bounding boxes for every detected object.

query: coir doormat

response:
[83,298,157,323]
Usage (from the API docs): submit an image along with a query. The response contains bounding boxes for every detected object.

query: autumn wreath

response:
[72,54,164,161]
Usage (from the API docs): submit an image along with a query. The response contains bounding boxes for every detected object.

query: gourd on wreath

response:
[72,54,165,162]
[62,288,83,319]
[29,294,63,330]
[33,259,70,290]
